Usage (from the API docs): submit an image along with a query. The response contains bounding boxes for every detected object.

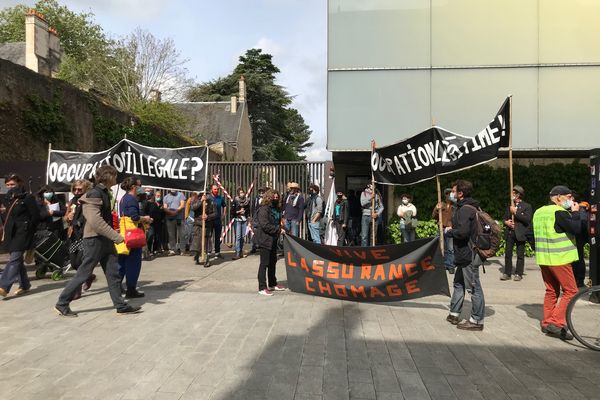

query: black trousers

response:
[257,241,278,290]
[334,221,346,246]
[572,238,587,287]
[504,231,525,277]
[56,237,127,310]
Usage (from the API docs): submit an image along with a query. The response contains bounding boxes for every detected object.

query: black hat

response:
[513,185,525,196]
[549,185,572,196]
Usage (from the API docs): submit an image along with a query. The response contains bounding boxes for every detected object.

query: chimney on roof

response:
[25,9,63,76]
[230,96,237,114]
[238,75,246,103]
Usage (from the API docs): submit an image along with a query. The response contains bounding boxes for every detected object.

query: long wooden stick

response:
[508,96,514,223]
[201,140,208,261]
[371,140,376,246]
[201,196,206,261]
[436,176,445,254]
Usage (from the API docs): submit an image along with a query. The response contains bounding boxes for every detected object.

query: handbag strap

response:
[1,197,20,242]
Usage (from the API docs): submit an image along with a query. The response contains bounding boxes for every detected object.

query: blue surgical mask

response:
[43,192,53,200]
[561,199,573,210]
[136,187,145,195]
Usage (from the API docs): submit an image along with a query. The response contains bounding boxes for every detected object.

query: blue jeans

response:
[449,254,485,322]
[360,215,372,246]
[118,248,142,290]
[0,251,30,292]
[234,220,248,255]
[284,219,299,236]
[308,221,321,244]
[443,235,455,271]
[400,228,416,243]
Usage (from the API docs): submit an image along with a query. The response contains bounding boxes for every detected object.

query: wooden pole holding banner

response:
[201,140,208,262]
[436,176,445,254]
[431,117,444,254]
[508,96,515,224]
[371,140,376,246]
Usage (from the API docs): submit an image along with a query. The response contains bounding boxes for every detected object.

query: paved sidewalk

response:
[0,251,599,400]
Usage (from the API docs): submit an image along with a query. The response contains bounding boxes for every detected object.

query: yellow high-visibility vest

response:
[532,204,578,266]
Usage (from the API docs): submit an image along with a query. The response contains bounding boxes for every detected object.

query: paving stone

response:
[1,255,599,399]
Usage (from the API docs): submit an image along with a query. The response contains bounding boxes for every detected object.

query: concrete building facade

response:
[327,0,600,199]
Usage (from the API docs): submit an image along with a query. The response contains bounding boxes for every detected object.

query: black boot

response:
[194,252,200,265]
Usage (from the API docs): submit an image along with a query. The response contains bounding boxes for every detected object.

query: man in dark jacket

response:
[333,190,349,246]
[55,166,141,316]
[445,179,485,331]
[250,187,266,254]
[501,185,534,281]
[0,174,39,298]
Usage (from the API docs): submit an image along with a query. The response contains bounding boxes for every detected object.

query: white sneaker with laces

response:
[258,289,274,296]
[269,285,287,291]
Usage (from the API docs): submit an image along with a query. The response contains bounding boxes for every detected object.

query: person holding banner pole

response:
[191,193,216,267]
[360,184,383,247]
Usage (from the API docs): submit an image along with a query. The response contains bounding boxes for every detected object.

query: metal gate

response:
[206,161,326,246]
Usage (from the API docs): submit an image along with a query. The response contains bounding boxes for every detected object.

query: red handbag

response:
[124,228,147,249]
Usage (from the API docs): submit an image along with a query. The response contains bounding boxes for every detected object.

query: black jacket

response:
[144,200,165,225]
[38,196,66,237]
[334,199,349,225]
[448,197,479,266]
[503,200,533,242]
[191,197,217,226]
[231,197,251,220]
[1,189,40,252]
[253,204,280,249]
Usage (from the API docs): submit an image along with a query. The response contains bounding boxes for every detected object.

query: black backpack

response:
[464,205,501,260]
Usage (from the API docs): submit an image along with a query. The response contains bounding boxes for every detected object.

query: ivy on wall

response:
[22,91,74,148]
[87,98,179,148]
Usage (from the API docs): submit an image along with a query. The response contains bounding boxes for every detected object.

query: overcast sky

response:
[1,0,329,160]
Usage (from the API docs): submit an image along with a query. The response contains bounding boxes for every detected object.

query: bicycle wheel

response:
[567,285,600,351]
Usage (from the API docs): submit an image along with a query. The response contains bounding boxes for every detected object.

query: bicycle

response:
[566,285,600,351]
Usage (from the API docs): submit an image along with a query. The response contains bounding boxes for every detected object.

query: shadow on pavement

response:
[207,302,600,400]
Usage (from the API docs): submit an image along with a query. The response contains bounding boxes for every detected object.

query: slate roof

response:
[0,42,26,66]
[172,101,245,144]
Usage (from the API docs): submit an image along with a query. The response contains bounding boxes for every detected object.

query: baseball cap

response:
[549,185,572,196]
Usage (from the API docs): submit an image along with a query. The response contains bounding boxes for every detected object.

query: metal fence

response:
[206,161,326,246]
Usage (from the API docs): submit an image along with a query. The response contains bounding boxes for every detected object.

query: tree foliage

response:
[0,1,190,137]
[186,48,312,161]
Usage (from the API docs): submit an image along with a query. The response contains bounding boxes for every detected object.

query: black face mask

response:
[337,195,343,199]
[272,200,279,206]
[7,186,24,200]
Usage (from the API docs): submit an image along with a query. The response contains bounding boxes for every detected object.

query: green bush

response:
[393,163,589,220]
[386,217,440,244]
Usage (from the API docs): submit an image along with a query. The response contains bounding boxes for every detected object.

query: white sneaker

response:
[168,250,176,256]
[269,285,287,291]
[258,289,274,296]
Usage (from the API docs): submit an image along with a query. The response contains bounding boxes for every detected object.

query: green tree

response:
[186,48,313,161]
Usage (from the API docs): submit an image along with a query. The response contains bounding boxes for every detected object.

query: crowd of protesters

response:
[0,167,594,343]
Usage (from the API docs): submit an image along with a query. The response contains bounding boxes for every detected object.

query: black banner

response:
[46,139,208,192]
[284,235,449,302]
[372,97,510,185]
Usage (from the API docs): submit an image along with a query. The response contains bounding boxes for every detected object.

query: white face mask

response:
[402,199,409,205]
[449,192,457,202]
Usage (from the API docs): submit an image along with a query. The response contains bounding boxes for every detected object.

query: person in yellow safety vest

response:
[532,185,581,341]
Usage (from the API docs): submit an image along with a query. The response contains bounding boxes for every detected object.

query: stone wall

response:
[0,58,193,162]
